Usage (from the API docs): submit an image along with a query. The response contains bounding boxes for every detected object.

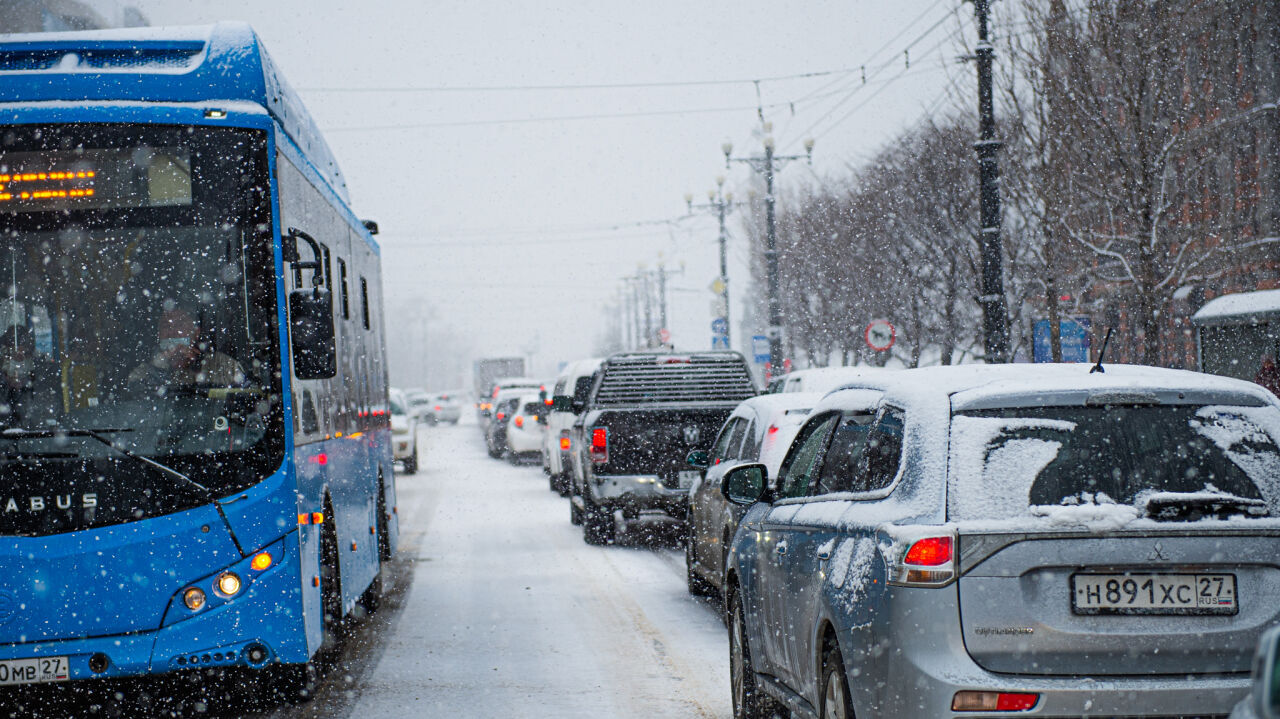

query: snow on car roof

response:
[780,366,899,395]
[1191,288,1280,324]
[729,392,822,420]
[876,363,1276,412]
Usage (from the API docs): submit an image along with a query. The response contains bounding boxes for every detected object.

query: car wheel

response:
[729,589,776,719]
[685,535,717,597]
[555,473,571,498]
[819,644,852,719]
[582,492,615,545]
[402,446,418,475]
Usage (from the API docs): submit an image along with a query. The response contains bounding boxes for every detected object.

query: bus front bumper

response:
[0,531,308,685]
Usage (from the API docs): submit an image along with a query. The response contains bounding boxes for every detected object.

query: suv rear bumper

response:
[844,584,1249,718]
[589,474,689,517]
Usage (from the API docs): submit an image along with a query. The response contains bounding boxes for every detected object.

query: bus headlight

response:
[216,572,242,597]
[183,587,206,611]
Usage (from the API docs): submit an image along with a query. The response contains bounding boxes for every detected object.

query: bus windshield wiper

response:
[0,426,212,497]
[0,426,247,554]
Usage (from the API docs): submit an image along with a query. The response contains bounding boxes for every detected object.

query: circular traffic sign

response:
[864,319,896,352]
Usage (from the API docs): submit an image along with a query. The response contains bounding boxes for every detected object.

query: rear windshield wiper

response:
[1140,491,1269,521]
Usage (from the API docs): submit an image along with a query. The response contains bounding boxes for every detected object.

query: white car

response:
[389,389,419,474]
[542,357,601,494]
[504,393,547,464]
[767,366,896,395]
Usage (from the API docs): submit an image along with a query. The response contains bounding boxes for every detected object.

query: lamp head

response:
[762,135,775,151]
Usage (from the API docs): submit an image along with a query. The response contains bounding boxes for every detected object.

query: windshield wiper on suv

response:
[1140,491,1269,521]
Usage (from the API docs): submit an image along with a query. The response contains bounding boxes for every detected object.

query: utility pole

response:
[639,269,653,348]
[724,127,813,376]
[971,0,1010,362]
[687,176,743,350]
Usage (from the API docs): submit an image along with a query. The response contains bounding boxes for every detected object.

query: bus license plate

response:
[0,656,70,686]
[1071,573,1237,615]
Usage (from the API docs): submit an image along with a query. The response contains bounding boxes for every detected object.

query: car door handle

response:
[775,541,788,556]
[816,548,832,561]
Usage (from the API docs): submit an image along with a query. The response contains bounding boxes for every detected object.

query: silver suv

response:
[723,364,1280,718]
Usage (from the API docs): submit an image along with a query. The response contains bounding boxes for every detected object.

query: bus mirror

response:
[284,227,323,285]
[289,288,336,379]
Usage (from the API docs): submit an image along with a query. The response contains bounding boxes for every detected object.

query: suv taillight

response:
[589,427,608,464]
[514,416,525,428]
[559,431,571,451]
[888,535,954,586]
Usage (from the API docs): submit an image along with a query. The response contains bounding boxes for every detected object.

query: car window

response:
[948,403,1280,520]
[740,419,760,459]
[709,418,741,465]
[390,396,407,416]
[776,413,839,499]
[520,401,541,415]
[726,418,750,459]
[858,407,905,492]
[814,412,876,495]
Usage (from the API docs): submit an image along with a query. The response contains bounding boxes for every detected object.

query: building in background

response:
[1,0,147,33]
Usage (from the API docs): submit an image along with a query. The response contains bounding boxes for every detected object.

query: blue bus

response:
[0,23,398,698]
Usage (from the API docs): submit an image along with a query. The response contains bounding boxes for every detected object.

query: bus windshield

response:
[0,123,283,535]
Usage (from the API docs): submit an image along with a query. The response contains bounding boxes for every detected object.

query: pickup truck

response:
[569,351,757,544]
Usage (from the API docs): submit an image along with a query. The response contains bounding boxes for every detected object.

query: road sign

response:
[864,319,896,352]
[711,317,728,335]
[751,334,769,364]
[709,277,726,295]
[1032,316,1091,362]
[711,335,730,349]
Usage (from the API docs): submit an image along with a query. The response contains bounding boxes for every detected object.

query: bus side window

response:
[360,277,370,330]
[338,258,350,320]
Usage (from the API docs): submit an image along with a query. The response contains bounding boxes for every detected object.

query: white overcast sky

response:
[117,0,976,384]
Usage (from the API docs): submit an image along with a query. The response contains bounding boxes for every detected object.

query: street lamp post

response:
[723,130,813,376]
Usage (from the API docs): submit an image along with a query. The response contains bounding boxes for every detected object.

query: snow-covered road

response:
[331,420,732,717]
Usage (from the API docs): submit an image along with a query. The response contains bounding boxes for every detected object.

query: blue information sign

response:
[1033,317,1091,363]
[751,334,770,364]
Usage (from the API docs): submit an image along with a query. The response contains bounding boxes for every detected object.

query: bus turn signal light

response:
[951,691,1039,711]
[183,587,206,611]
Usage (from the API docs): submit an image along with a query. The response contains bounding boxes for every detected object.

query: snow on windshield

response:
[949,415,1075,520]
[948,405,1280,523]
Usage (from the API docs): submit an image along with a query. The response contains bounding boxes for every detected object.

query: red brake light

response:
[951,691,1039,711]
[767,425,779,434]
[496,412,506,421]
[514,416,524,428]
[903,537,952,566]
[560,436,571,451]
[434,405,441,411]
[589,427,608,464]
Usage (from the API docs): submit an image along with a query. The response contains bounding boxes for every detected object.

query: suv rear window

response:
[948,404,1280,521]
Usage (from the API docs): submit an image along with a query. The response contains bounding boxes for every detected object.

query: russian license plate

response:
[0,656,69,686]
[1071,573,1237,615]
[677,470,701,488]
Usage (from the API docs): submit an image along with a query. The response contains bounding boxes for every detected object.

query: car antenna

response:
[1089,328,1114,374]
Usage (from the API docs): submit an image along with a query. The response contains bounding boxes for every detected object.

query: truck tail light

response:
[888,535,954,586]
[589,427,608,464]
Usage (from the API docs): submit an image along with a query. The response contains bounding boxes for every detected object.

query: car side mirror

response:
[288,288,336,379]
[686,449,709,469]
[721,463,769,506]
[552,395,572,412]
[1247,625,1280,718]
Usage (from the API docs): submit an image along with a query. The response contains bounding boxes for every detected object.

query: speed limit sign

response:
[864,319,896,352]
